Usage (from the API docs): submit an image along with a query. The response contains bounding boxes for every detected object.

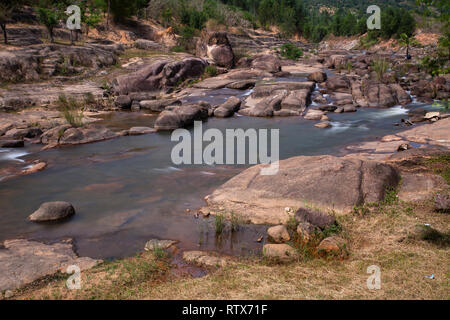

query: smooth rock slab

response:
[182,251,230,267]
[0,239,100,291]
[206,155,400,224]
[29,201,75,222]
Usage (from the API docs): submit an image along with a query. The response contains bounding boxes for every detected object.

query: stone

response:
[397,143,411,152]
[424,112,440,120]
[196,32,234,69]
[317,236,348,256]
[134,39,163,50]
[206,155,400,224]
[113,58,208,95]
[435,193,450,212]
[267,225,290,243]
[154,104,208,131]
[115,95,132,109]
[58,125,118,146]
[144,239,178,251]
[128,127,156,135]
[308,71,327,83]
[182,251,229,267]
[304,109,324,120]
[281,90,311,111]
[29,201,75,222]
[4,127,42,140]
[0,139,24,148]
[343,105,357,112]
[364,82,396,108]
[251,55,282,73]
[297,222,318,242]
[214,97,241,118]
[140,99,181,112]
[295,207,336,229]
[21,162,46,175]
[0,239,100,291]
[226,80,256,90]
[398,173,446,202]
[263,244,298,262]
[326,76,351,93]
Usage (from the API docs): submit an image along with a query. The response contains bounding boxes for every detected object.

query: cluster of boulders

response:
[263,207,348,262]
[0,42,122,83]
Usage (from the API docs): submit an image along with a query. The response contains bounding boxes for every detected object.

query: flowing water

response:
[0,86,439,259]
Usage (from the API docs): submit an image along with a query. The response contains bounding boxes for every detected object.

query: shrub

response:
[372,59,390,82]
[214,212,225,235]
[280,43,303,60]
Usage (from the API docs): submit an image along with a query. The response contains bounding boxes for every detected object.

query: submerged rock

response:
[182,251,230,267]
[214,96,241,118]
[29,201,75,222]
[144,239,178,251]
[154,103,208,131]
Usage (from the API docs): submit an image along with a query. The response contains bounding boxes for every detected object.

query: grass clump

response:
[57,94,84,128]
[280,43,303,61]
[215,212,225,235]
[425,154,450,184]
[204,65,218,78]
[372,59,390,82]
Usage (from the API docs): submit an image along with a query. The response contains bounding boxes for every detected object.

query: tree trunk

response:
[1,24,7,45]
[49,27,54,43]
[70,30,74,45]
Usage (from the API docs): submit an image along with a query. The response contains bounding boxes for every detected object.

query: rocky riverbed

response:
[0,28,449,295]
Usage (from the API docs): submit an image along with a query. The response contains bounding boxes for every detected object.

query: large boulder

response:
[154,104,209,131]
[196,32,234,69]
[308,71,327,83]
[113,58,208,95]
[29,201,75,222]
[326,76,351,93]
[206,155,400,224]
[263,244,298,262]
[364,82,397,108]
[58,125,118,146]
[251,55,282,73]
[281,90,311,111]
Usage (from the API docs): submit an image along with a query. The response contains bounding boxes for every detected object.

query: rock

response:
[21,162,47,175]
[364,82,397,108]
[252,82,314,98]
[281,90,311,111]
[251,55,281,73]
[206,155,400,224]
[308,71,327,83]
[318,105,337,112]
[0,139,24,148]
[326,76,351,93]
[267,225,290,243]
[398,173,447,202]
[134,39,163,50]
[397,143,411,152]
[4,127,42,140]
[0,239,100,291]
[297,222,318,242]
[314,122,331,129]
[154,103,208,131]
[128,127,156,135]
[304,109,324,120]
[381,135,402,142]
[226,80,256,90]
[144,239,178,251]
[182,251,229,267]
[334,107,344,113]
[214,97,241,118]
[113,58,208,95]
[40,124,71,145]
[390,83,412,105]
[263,244,298,262]
[58,125,118,146]
[140,98,181,112]
[295,207,336,229]
[4,290,13,299]
[343,105,357,113]
[424,112,440,120]
[317,236,348,256]
[435,193,450,212]
[115,95,132,109]
[196,32,234,69]
[351,81,369,107]
[29,201,75,222]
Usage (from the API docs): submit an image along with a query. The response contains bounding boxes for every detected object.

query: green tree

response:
[0,1,21,44]
[37,6,61,43]
[399,33,412,59]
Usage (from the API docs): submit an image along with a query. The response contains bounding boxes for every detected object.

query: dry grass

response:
[13,197,449,300]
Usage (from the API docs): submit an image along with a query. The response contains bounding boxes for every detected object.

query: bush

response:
[372,59,390,82]
[280,43,303,60]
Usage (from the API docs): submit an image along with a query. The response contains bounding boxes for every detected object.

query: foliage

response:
[204,65,218,78]
[279,43,303,60]
[372,59,390,82]
[57,94,84,127]
[36,2,62,43]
